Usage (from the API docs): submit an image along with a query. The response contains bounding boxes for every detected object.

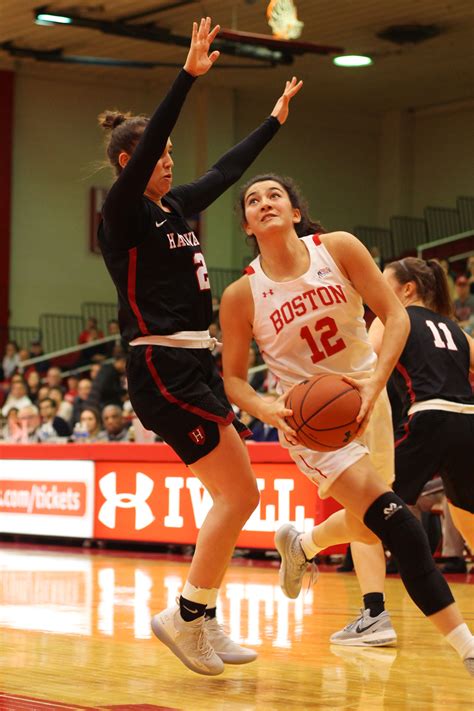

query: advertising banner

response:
[94,460,318,548]
[0,459,94,537]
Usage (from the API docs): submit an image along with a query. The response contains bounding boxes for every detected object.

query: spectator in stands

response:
[2,341,20,380]
[103,318,122,358]
[1,378,32,417]
[18,347,34,378]
[29,340,49,374]
[64,374,79,404]
[26,370,41,403]
[87,355,127,410]
[80,407,107,442]
[48,386,73,425]
[369,245,384,271]
[38,397,72,439]
[72,378,93,425]
[102,404,130,441]
[465,255,474,295]
[46,367,64,392]
[37,385,50,403]
[80,325,108,364]
[89,363,101,381]
[16,404,41,442]
[78,317,104,345]
[0,407,20,442]
[453,275,474,333]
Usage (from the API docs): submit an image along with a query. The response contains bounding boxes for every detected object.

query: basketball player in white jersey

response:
[219,174,474,674]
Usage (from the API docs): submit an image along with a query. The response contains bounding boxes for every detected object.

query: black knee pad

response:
[364,492,454,616]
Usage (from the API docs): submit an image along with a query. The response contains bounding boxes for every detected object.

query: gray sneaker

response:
[204,617,257,664]
[151,604,224,675]
[274,523,316,599]
[330,609,397,647]
[464,657,474,677]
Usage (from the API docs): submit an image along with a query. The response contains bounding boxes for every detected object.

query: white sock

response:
[299,530,323,560]
[445,623,474,660]
[206,588,219,609]
[181,581,213,606]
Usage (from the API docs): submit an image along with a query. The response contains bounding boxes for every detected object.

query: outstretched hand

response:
[184,17,220,77]
[271,77,303,125]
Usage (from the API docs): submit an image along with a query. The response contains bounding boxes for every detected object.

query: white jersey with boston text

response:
[246,233,377,392]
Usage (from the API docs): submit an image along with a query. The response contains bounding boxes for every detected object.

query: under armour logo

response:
[262,289,274,298]
[98,471,155,530]
[188,426,206,445]
[383,502,402,520]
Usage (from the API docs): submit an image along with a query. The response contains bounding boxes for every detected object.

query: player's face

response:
[243,181,300,238]
[148,139,174,196]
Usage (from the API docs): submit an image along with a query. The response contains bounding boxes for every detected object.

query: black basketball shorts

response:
[126,345,251,465]
[394,410,474,513]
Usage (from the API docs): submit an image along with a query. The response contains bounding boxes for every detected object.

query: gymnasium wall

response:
[412,103,474,215]
[8,71,474,328]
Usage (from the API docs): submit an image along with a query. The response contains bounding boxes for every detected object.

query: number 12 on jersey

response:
[300,316,346,363]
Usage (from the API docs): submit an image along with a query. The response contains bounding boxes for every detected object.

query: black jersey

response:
[392,305,474,414]
[98,69,280,343]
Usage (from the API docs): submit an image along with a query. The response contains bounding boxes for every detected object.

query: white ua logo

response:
[98,471,155,530]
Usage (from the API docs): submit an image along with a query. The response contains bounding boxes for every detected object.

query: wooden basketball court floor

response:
[0,544,472,710]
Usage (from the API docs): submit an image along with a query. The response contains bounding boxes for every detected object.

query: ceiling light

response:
[36,13,72,25]
[333,54,373,67]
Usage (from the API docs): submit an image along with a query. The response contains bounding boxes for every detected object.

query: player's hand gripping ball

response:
[285,374,361,451]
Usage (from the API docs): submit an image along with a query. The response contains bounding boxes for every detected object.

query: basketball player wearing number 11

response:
[220,174,474,675]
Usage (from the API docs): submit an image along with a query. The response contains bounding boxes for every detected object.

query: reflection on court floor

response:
[0,545,472,710]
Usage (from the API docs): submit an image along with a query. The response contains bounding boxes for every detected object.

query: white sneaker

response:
[151,605,224,676]
[274,523,317,599]
[204,617,257,664]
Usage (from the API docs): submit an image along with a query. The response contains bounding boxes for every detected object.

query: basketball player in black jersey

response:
[97,18,302,675]
[376,257,474,543]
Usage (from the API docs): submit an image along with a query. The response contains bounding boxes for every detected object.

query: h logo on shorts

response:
[98,471,155,530]
[188,425,206,445]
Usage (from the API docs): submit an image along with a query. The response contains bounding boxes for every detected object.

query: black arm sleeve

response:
[102,70,196,240]
[169,116,280,217]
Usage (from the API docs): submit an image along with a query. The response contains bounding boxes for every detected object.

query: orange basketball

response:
[285,374,361,452]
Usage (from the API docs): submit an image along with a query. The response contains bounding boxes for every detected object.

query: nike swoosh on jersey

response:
[156,219,167,228]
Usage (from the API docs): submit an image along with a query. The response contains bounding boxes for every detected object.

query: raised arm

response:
[220,277,297,442]
[104,18,220,220]
[171,78,303,217]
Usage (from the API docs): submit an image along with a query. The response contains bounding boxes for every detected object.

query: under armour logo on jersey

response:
[383,502,402,520]
[188,425,206,445]
[262,289,274,298]
[156,219,167,228]
[317,267,331,278]
[98,471,155,530]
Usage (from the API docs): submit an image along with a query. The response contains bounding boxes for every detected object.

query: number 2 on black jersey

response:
[193,252,211,291]
[425,320,458,351]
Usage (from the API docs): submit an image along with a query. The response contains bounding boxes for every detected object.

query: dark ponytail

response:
[237,173,324,256]
[385,257,453,317]
[98,110,149,176]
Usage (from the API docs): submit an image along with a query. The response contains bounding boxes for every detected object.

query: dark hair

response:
[81,407,102,431]
[237,174,324,256]
[98,110,149,176]
[39,397,56,409]
[385,257,453,318]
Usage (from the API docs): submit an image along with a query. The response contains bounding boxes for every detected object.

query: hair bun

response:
[98,110,131,131]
